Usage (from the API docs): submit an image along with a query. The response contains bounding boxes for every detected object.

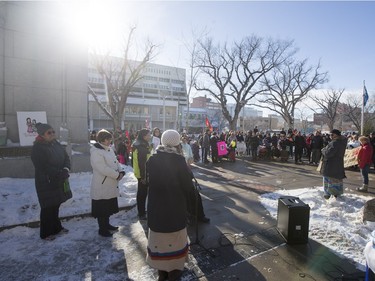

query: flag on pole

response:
[364,85,369,107]
[205,116,213,131]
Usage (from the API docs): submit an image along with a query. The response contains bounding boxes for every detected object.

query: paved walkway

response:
[183,155,372,280]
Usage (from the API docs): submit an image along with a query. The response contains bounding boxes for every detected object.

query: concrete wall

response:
[0,2,88,144]
[0,143,92,178]
[0,2,91,177]
[0,155,92,178]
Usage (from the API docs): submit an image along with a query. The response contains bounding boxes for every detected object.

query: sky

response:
[72,0,375,99]
[1,163,375,280]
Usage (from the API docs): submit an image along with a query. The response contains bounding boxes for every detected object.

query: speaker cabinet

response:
[277,196,310,244]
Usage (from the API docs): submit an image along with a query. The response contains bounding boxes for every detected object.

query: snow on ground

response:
[0,165,137,227]
[260,187,375,271]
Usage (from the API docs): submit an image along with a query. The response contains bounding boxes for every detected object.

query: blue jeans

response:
[361,164,370,185]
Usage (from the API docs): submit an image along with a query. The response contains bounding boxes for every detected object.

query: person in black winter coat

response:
[210,132,220,163]
[146,130,192,280]
[294,131,306,163]
[31,123,72,240]
[249,133,259,161]
[320,129,348,199]
[311,131,324,165]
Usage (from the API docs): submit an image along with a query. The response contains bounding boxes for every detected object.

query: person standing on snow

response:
[31,123,72,241]
[356,136,374,192]
[90,129,125,237]
[320,129,348,199]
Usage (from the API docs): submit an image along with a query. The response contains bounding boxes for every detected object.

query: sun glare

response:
[64,1,123,53]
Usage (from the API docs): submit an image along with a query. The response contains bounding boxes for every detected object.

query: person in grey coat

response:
[320,129,348,199]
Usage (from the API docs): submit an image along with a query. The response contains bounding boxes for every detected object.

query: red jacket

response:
[357,142,373,169]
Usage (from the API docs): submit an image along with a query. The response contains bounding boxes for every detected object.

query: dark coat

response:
[146,150,192,233]
[294,135,306,148]
[311,135,324,149]
[320,136,348,179]
[249,136,259,148]
[31,137,71,208]
[210,135,219,151]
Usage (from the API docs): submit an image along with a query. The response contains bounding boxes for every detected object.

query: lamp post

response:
[162,99,166,131]
[162,93,166,132]
[269,116,272,131]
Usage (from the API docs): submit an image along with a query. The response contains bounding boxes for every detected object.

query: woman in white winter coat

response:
[90,129,125,237]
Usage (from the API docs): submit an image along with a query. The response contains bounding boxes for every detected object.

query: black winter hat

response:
[330,129,341,136]
[36,123,52,136]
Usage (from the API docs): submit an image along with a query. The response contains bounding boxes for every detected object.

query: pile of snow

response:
[260,187,375,270]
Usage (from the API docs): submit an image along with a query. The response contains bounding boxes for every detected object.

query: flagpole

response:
[361,80,365,135]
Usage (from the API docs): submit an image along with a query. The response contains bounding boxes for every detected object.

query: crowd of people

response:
[185,128,375,167]
[89,126,375,200]
[31,124,374,280]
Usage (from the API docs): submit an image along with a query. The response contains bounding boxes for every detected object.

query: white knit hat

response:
[161,130,181,147]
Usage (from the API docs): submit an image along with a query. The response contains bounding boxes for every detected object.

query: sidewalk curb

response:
[0,205,135,232]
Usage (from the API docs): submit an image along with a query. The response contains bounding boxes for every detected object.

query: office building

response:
[88,57,187,133]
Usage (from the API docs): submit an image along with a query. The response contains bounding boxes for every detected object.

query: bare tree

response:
[88,26,157,136]
[309,89,344,131]
[194,35,295,130]
[256,59,328,129]
[182,28,209,133]
[344,94,375,134]
[295,108,312,133]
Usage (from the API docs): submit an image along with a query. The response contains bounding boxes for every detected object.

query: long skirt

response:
[91,198,119,218]
[40,204,62,239]
[323,176,344,196]
[146,228,189,272]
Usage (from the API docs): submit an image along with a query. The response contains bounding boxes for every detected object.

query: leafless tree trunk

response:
[194,35,295,131]
[256,59,328,129]
[88,26,157,137]
[309,89,344,131]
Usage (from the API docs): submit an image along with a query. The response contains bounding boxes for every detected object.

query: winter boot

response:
[168,270,183,281]
[98,217,112,237]
[157,270,168,281]
[357,184,368,192]
[323,194,331,200]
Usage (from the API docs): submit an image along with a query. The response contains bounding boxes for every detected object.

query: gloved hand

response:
[117,171,125,180]
[56,169,70,181]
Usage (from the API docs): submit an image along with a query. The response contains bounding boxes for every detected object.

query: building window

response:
[159,77,170,82]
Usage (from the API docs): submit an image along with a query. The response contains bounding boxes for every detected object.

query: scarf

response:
[156,145,183,156]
